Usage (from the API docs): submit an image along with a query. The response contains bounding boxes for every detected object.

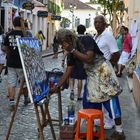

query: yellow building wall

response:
[47,0,62,47]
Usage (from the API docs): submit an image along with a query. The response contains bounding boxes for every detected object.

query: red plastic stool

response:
[75,109,105,140]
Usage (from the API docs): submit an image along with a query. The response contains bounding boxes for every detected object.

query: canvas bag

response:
[125,54,136,78]
[85,56,122,103]
[0,35,6,64]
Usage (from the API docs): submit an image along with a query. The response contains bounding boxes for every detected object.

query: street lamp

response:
[69,4,76,30]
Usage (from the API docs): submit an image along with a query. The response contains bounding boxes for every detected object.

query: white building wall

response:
[128,0,140,62]
[61,9,96,34]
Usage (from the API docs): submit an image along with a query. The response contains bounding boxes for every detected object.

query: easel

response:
[51,88,63,128]
[5,79,63,140]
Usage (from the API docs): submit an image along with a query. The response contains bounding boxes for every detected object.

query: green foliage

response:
[60,17,71,28]
[90,0,125,13]
[48,0,64,15]
[90,0,125,23]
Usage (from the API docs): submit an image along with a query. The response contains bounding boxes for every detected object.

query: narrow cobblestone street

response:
[0,53,140,140]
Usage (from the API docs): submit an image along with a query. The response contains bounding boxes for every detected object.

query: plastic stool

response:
[75,109,105,140]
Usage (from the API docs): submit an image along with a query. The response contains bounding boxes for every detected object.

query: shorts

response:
[8,67,25,87]
[118,51,130,65]
[70,60,87,80]
[83,82,121,119]
[53,43,59,53]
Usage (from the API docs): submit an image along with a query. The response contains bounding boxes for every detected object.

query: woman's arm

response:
[57,66,73,88]
[50,65,73,93]
[72,50,94,64]
[61,50,68,68]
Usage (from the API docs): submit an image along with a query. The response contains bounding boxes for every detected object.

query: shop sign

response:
[22,1,34,10]
[51,15,61,21]
[37,11,48,17]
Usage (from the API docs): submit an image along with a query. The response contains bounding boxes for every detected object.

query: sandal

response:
[70,90,74,100]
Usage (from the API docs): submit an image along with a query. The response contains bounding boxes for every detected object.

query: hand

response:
[49,86,60,94]
[61,61,65,68]
[64,50,69,55]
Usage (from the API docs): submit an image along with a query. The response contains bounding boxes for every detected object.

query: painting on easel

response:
[17,37,49,104]
[6,37,56,140]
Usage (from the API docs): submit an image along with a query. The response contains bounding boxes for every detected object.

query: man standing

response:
[94,16,120,72]
[94,15,125,140]
[4,16,29,110]
[117,26,132,77]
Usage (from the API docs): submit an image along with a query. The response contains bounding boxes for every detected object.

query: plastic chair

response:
[75,109,105,140]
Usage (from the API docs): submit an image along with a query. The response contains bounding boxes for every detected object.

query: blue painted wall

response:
[14,0,29,8]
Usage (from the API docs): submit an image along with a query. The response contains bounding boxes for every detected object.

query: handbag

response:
[125,55,136,78]
[0,35,6,52]
[85,57,122,103]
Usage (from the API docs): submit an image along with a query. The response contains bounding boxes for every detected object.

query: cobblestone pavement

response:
[0,53,140,140]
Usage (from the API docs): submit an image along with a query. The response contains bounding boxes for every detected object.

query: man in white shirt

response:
[94,20,120,71]
[94,28,119,60]
[94,15,125,140]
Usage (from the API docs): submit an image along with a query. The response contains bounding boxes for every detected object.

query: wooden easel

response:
[5,79,61,140]
[50,88,63,128]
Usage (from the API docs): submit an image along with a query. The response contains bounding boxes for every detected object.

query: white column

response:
[35,15,38,35]
[5,6,12,32]
[42,18,46,50]
[4,7,8,32]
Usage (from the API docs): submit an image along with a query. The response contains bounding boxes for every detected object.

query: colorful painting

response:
[17,37,49,104]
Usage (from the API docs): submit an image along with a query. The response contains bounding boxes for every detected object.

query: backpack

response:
[0,35,5,52]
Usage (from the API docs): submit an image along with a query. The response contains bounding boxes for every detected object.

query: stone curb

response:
[42,50,63,58]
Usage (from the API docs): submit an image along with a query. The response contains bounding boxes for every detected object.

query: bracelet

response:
[71,48,76,53]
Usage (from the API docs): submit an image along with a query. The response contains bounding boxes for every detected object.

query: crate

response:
[60,122,76,139]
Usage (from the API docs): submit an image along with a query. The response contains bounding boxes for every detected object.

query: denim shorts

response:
[8,67,25,87]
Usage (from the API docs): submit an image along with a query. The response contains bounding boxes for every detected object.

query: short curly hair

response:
[13,16,23,27]
[77,24,86,34]
[57,29,77,48]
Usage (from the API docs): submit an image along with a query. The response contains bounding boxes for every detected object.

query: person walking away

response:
[24,20,32,37]
[93,15,125,140]
[4,16,30,110]
[116,26,123,53]
[36,30,45,50]
[117,26,132,77]
[69,24,87,101]
[52,32,59,58]
[0,25,6,82]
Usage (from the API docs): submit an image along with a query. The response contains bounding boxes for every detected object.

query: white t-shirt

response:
[94,29,119,60]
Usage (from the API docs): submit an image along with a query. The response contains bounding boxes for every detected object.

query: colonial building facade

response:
[0,0,63,49]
